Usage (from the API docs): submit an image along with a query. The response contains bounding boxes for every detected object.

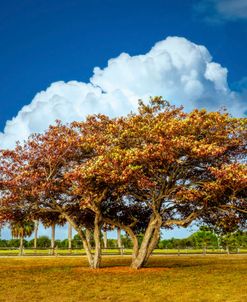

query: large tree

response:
[0,98,246,269]
[68,98,246,268]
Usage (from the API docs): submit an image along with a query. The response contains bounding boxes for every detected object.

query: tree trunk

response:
[131,215,161,269]
[103,230,107,249]
[130,234,139,261]
[51,223,55,255]
[19,236,24,256]
[33,220,39,249]
[67,224,94,268]
[93,213,102,269]
[117,228,121,248]
[124,227,138,261]
[68,222,72,252]
[85,228,92,250]
[60,211,94,267]
[131,227,154,269]
[143,227,160,265]
[102,218,139,262]
[226,245,230,255]
[117,227,123,255]
[78,228,94,267]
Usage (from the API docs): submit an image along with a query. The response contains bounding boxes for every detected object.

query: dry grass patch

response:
[0,255,246,302]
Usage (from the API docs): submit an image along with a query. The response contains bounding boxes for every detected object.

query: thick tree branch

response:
[163,212,198,227]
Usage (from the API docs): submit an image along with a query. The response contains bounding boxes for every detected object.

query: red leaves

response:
[210,164,247,193]
[0,97,246,232]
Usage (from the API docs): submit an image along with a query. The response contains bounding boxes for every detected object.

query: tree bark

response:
[226,245,230,255]
[103,230,107,249]
[143,227,160,265]
[68,222,72,252]
[68,225,94,267]
[102,217,139,262]
[62,213,94,267]
[19,236,24,256]
[129,232,139,261]
[33,220,39,249]
[51,223,55,255]
[93,213,102,268]
[131,215,161,269]
[117,227,123,255]
[120,226,138,261]
[117,227,121,248]
[78,228,94,267]
[85,228,92,250]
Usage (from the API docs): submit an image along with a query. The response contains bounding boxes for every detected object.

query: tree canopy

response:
[0,97,246,268]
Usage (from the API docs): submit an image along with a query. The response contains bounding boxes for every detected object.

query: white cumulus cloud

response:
[0,36,246,149]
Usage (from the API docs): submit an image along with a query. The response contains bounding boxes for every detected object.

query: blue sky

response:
[1,0,247,131]
[0,0,247,239]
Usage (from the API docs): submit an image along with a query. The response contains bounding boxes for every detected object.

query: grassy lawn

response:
[1,248,246,256]
[0,255,246,302]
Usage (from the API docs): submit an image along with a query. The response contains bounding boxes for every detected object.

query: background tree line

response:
[1,228,246,252]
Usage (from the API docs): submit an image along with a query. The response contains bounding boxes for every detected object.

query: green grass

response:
[152,248,247,254]
[0,248,246,256]
[0,254,246,302]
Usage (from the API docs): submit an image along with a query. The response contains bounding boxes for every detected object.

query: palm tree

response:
[50,222,56,253]
[33,220,39,249]
[117,227,122,248]
[103,230,107,249]
[68,222,73,253]
[10,220,35,255]
[102,223,108,249]
[117,227,123,255]
[39,212,66,255]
